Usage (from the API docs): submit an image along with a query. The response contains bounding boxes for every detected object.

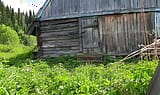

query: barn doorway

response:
[80,17,102,54]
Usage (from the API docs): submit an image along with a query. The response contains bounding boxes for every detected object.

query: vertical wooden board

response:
[126,14,132,52]
[144,13,149,45]
[139,0,144,8]
[123,14,128,53]
[104,16,108,52]
[98,17,103,52]
[121,15,126,52]
[133,0,137,9]
[136,13,140,45]
[94,0,99,12]
[99,0,103,12]
[130,0,134,8]
[158,0,160,7]
[90,0,96,12]
[105,16,111,53]
[141,13,146,45]
[78,18,83,52]
[57,0,62,16]
[131,13,136,51]
[120,0,124,9]
[99,16,105,53]
[116,0,121,10]
[114,15,118,53]
[125,0,130,9]
[137,0,141,9]
[148,12,155,43]
[93,27,100,52]
[138,13,143,45]
[141,13,147,45]
[120,15,125,53]
[113,0,117,10]
[152,0,156,7]
[114,15,117,53]
[108,0,113,10]
[155,12,160,37]
[117,15,121,53]
[133,13,138,51]
[79,0,84,13]
[143,0,147,8]
[86,0,90,12]
[124,14,129,52]
[52,0,58,17]
[104,0,109,10]
[110,16,116,52]
[108,16,112,53]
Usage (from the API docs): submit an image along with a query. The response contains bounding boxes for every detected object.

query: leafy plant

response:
[0,58,158,95]
[0,24,20,47]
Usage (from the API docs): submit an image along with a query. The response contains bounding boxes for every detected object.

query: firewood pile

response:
[120,39,160,62]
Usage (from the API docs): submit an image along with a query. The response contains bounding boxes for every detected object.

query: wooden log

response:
[41,18,78,26]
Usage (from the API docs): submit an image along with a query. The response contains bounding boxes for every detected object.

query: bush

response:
[0,24,20,47]
[0,59,158,95]
[18,30,37,47]
[0,45,12,52]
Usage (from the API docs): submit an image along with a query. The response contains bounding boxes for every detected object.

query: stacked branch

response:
[120,39,160,62]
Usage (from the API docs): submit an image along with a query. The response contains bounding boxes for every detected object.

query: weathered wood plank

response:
[39,18,80,57]
[40,27,79,33]
[40,0,160,20]
[99,12,154,55]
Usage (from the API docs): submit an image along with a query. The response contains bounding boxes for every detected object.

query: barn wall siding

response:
[99,12,155,55]
[155,12,160,37]
[37,13,157,57]
[39,18,80,57]
[40,0,160,20]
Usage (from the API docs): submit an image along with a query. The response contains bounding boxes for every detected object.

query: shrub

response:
[0,59,158,95]
[0,24,20,47]
[0,45,12,52]
[18,30,37,47]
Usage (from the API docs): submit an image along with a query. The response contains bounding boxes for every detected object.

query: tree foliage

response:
[0,24,20,46]
[0,0,35,32]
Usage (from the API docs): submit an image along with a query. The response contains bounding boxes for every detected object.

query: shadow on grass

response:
[0,51,143,70]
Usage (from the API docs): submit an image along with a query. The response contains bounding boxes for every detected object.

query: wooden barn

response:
[28,0,160,57]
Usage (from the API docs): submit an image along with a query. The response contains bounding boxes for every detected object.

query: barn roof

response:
[27,0,160,34]
[38,0,160,21]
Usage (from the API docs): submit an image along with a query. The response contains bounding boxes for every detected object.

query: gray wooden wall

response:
[40,0,160,20]
[98,12,155,55]
[38,18,80,57]
[37,12,157,57]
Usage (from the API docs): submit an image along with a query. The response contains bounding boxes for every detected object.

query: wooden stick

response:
[119,39,160,62]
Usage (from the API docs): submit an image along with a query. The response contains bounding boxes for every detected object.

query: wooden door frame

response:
[78,16,102,54]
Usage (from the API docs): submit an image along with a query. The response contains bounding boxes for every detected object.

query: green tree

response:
[11,8,16,28]
[28,10,33,24]
[17,8,21,25]
[0,24,20,46]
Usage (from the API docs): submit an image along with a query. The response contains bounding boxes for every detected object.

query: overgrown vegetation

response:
[0,24,36,59]
[0,55,158,95]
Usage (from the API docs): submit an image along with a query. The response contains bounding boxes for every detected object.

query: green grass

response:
[0,49,158,95]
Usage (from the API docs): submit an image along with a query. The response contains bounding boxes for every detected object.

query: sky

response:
[1,0,46,13]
